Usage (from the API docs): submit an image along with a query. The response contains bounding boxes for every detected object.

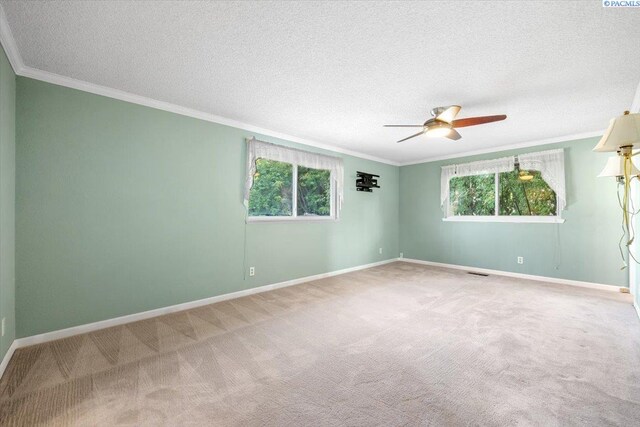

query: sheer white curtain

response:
[440,165,457,212]
[440,156,515,210]
[517,149,566,210]
[244,137,345,216]
[454,156,515,177]
[440,149,566,215]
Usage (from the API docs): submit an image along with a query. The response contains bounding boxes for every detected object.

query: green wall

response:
[11,75,634,340]
[0,44,16,360]
[399,138,628,287]
[15,77,399,338]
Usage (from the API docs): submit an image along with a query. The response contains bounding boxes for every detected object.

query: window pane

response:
[297,166,331,216]
[248,159,293,216]
[498,170,557,216]
[449,174,495,216]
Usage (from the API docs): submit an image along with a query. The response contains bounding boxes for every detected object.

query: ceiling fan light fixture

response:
[387,105,507,143]
[425,123,453,138]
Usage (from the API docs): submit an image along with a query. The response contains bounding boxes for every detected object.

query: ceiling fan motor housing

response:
[430,106,451,118]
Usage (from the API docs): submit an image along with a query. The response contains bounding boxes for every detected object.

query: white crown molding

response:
[17,65,400,166]
[12,62,611,169]
[0,5,398,167]
[398,130,604,166]
[1,3,639,169]
[400,258,623,292]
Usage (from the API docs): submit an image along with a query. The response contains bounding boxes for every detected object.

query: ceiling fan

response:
[384,105,507,143]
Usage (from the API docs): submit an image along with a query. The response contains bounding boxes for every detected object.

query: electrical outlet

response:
[517,256,524,264]
[379,248,383,254]
[249,267,255,277]
[400,252,404,259]
[1,318,5,337]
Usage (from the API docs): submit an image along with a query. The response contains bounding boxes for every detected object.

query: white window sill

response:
[443,216,564,224]
[247,216,337,223]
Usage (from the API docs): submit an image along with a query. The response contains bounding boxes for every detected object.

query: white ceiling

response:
[1,1,639,165]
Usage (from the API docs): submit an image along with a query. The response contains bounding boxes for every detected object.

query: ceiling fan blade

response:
[452,115,507,128]
[436,105,461,123]
[397,131,425,143]
[383,124,424,127]
[446,129,462,141]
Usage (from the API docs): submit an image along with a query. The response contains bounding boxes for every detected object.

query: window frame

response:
[444,168,564,224]
[247,159,337,223]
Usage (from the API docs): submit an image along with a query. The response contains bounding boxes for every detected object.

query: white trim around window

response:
[441,149,566,224]
[244,138,343,222]
[443,216,565,224]
[246,162,338,223]
[247,215,338,223]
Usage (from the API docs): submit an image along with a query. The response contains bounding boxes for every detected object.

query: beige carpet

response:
[1,262,639,426]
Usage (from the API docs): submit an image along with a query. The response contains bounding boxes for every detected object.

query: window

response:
[248,159,293,217]
[297,166,331,216]
[248,160,331,218]
[442,149,565,223]
[449,173,496,216]
[244,138,343,221]
[498,170,557,216]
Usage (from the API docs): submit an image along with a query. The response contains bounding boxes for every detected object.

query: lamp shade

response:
[598,156,640,178]
[593,112,640,152]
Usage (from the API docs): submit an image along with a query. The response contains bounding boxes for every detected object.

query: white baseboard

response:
[0,340,19,381]
[634,301,640,322]
[1,256,628,379]
[400,258,623,292]
[11,258,398,350]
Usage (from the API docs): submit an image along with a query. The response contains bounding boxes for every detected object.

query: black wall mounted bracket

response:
[356,171,380,192]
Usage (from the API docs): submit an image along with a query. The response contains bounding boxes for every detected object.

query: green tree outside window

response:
[499,170,557,216]
[297,166,331,216]
[449,170,557,216]
[449,174,495,216]
[248,159,331,217]
[248,159,293,216]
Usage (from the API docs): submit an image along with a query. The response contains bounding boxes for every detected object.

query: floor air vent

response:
[467,272,489,277]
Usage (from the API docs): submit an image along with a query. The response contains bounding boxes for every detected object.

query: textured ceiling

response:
[2,1,640,164]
